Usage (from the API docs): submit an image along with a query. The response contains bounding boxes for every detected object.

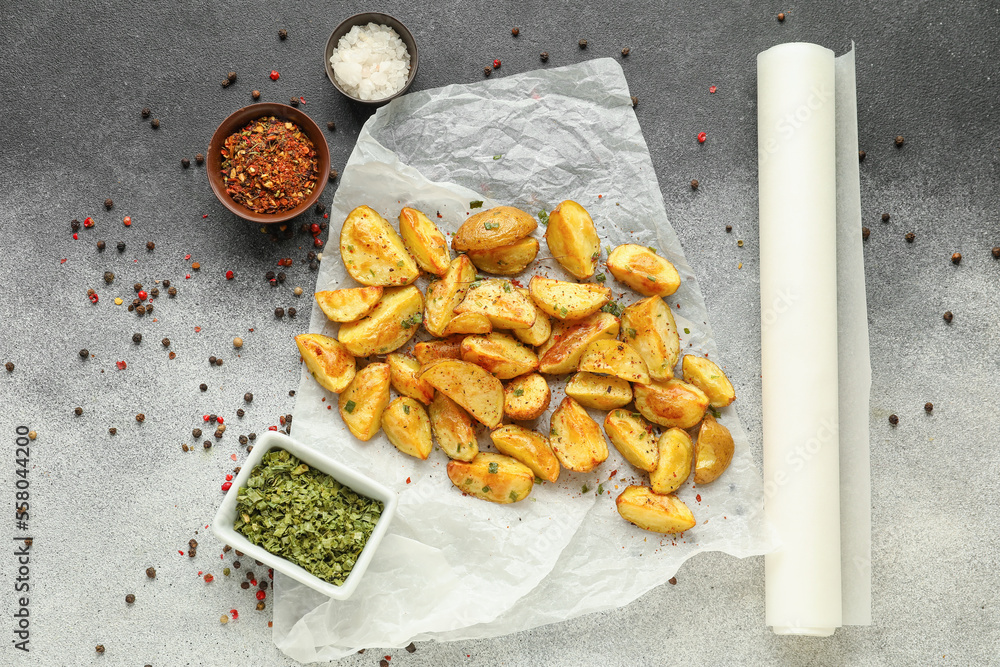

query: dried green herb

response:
[469,200,484,209]
[601,301,624,317]
[538,210,549,225]
[233,449,383,586]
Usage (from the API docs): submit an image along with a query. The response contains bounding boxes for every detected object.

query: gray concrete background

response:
[0,1,996,665]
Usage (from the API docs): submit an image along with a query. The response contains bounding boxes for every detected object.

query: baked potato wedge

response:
[338,285,423,357]
[491,424,560,483]
[338,362,391,441]
[603,409,658,472]
[694,414,735,484]
[512,288,552,346]
[295,334,356,394]
[564,371,633,410]
[429,392,479,462]
[413,336,464,366]
[314,286,383,323]
[451,206,537,252]
[442,312,492,336]
[460,333,539,380]
[387,353,434,405]
[545,200,600,279]
[606,244,680,297]
[578,339,651,384]
[503,373,551,420]
[548,397,608,473]
[620,296,680,381]
[419,359,504,428]
[398,207,450,276]
[616,485,696,534]
[382,397,433,460]
[453,279,536,330]
[528,276,611,321]
[424,254,477,337]
[633,378,709,429]
[447,452,534,504]
[340,205,419,286]
[649,428,693,495]
[682,355,736,408]
[537,312,620,375]
[467,237,539,275]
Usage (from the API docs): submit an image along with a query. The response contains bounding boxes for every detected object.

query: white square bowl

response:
[211,431,397,600]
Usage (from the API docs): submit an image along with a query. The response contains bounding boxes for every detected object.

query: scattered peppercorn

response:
[252,89,261,100]
[993,247,1000,259]
[74,407,83,416]
[161,337,170,347]
[621,47,630,56]
[141,107,151,119]
[540,52,549,62]
[275,307,285,318]
[193,428,203,438]
[104,198,114,209]
[315,203,325,214]
[79,348,89,359]
[244,392,254,402]
[777,12,785,21]
[131,333,142,345]
[279,29,288,40]
[199,383,208,392]
[203,440,212,450]
[168,286,177,297]
[241,581,250,590]
[96,645,105,654]
[406,643,417,653]
[136,305,146,315]
[329,168,338,180]
[256,601,266,611]
[862,227,870,240]
[690,179,699,190]
[287,307,297,318]
[215,358,223,366]
[209,356,217,365]
[895,135,904,147]
[326,121,336,131]
[125,594,135,604]
[222,78,231,88]
[237,408,245,418]
[943,311,953,323]
[737,240,744,247]
[4,362,12,372]
[239,435,248,446]
[888,414,898,425]
[881,212,890,222]
[726,225,733,233]
[289,97,299,107]
[146,567,156,578]
[109,427,116,435]
[579,38,588,48]
[233,337,244,349]
[511,27,519,36]
[181,158,191,170]
[858,150,866,161]
[669,577,678,585]
[192,262,200,270]
[952,252,962,264]
[905,232,915,243]
[136,413,145,422]
[277,272,286,283]
[97,240,106,250]
[150,118,159,129]
[631,96,638,108]
[227,71,237,82]
[117,241,126,252]
[195,153,204,165]
[924,402,933,413]
[28,431,36,440]
[483,66,492,77]
[248,433,255,440]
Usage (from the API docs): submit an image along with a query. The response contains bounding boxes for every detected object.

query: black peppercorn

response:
[215,358,223,366]
[579,38,588,48]
[277,272,286,283]
[168,286,177,297]
[246,571,255,580]
[236,408,245,418]
[4,362,13,372]
[71,219,81,231]
[631,96,638,108]
[943,311,953,323]
[288,307,297,317]
[315,203,325,214]
[265,270,275,281]
[319,222,328,231]
[621,47,630,56]
[905,232,915,243]
[256,601,266,611]
[540,51,549,62]
[951,252,962,264]
[888,414,898,425]
[214,428,223,439]
[203,441,211,449]
[329,168,338,180]
[239,435,248,445]
[862,227,870,240]
[511,27,520,36]
[117,241,126,252]
[146,567,156,578]
[162,337,170,347]
[241,581,250,590]
[199,383,207,392]
[484,66,492,77]
[289,97,299,107]
[195,153,204,165]
[289,390,296,396]
[193,428,202,438]
[104,198,114,209]
[278,29,288,40]
[74,407,83,416]
[993,247,1000,259]
[690,179,699,190]
[726,225,733,233]
[275,307,285,318]
[221,78,231,88]
[79,348,89,358]
[252,90,261,100]
[895,135,904,147]
[136,413,145,422]
[125,594,135,604]
[104,271,114,284]
[881,212,890,222]
[96,645,105,654]
[150,287,159,298]
[248,433,256,440]
[209,356,217,365]
[136,305,146,316]
[181,158,190,169]
[227,71,237,82]
[306,251,316,261]
[244,392,254,402]
[924,402,933,413]
[109,427,116,435]
[150,118,159,129]
[310,260,318,271]
[97,240,106,250]
[132,333,142,344]
[326,121,336,131]
[141,107,151,118]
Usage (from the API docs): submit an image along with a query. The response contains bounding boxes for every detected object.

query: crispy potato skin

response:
[338,363,391,441]
[467,237,539,275]
[528,275,611,321]
[545,200,600,279]
[442,312,492,336]
[694,415,735,484]
[387,353,435,405]
[429,392,479,461]
[621,296,680,382]
[460,333,539,380]
[682,355,736,408]
[512,288,552,346]
[399,207,451,276]
[578,339,651,384]
[503,373,551,420]
[382,397,433,460]
[616,485,696,534]
[606,244,681,297]
[338,286,423,357]
[537,312,620,375]
[424,255,477,337]
[295,334,356,393]
[565,372,633,410]
[413,337,465,366]
[604,409,658,472]
[314,286,383,323]
[633,378,709,429]
[419,359,504,428]
[548,397,609,472]
[451,206,537,252]
[650,428,693,495]
[454,279,536,330]
[447,453,534,503]
[491,424,560,483]
[340,205,419,286]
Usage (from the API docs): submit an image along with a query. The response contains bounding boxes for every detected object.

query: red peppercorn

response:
[137,290,147,300]
[123,216,132,226]
[73,233,79,240]
[268,425,278,431]
[230,609,239,620]
[314,238,324,248]
[225,270,234,280]
[697,132,707,143]
[203,415,211,422]
[221,481,232,492]
[310,223,320,234]
[256,590,266,600]
[493,59,501,68]
[269,70,280,80]
[225,474,233,481]
[217,416,224,424]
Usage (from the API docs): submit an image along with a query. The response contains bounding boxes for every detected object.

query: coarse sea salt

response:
[329,23,410,101]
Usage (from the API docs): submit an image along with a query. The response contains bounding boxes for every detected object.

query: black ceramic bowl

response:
[324,13,418,106]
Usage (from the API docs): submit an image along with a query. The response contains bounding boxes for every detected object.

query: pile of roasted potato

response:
[295,201,738,535]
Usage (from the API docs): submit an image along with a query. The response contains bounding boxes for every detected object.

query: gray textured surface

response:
[0,1,996,665]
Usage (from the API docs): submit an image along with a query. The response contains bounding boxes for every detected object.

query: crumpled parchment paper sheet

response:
[274,58,774,663]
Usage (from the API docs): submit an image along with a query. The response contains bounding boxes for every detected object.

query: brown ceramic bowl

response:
[206,103,331,224]
[324,13,418,106]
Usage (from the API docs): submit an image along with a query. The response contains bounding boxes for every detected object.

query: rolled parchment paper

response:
[757,42,871,636]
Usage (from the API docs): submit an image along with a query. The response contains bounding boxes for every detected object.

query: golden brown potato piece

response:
[537,312,620,375]
[338,362,391,441]
[419,359,504,428]
[528,275,611,321]
[603,409,658,472]
[387,353,434,405]
[453,279,536,330]
[512,288,552,347]
[503,373,551,420]
[295,334,356,394]
[578,339,651,384]
[424,255,477,337]
[340,205,419,286]
[460,333,539,380]
[650,428,693,495]
[447,452,534,503]
[451,206,537,252]
[467,237,539,275]
[314,286,383,323]
[633,378,709,429]
[694,415,735,484]
[491,424,560,482]
[606,244,680,297]
[545,200,600,279]
[382,397,433,460]
[413,337,464,366]
[429,392,479,462]
[548,397,608,472]
[565,372,633,410]
[616,485,696,534]
[442,312,492,336]
[399,207,450,276]
[338,286,423,357]
[682,355,736,408]
[621,296,680,381]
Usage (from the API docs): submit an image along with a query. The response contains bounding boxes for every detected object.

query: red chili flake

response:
[697,132,707,143]
[299,96,307,105]
[269,70,280,80]
[314,238,324,248]
[598,194,603,198]
[72,233,79,240]
[709,85,717,93]
[608,469,618,478]
[225,269,234,280]
[123,216,132,226]
[116,361,127,370]
[178,550,184,555]
[185,254,192,260]
[138,290,147,299]
[89,293,99,304]
[696,494,702,502]
[230,453,237,461]
[221,481,232,492]
[198,571,203,575]
[310,223,320,234]
[204,574,215,583]
[217,416,224,424]
[202,214,209,219]
[250,579,257,586]
[60,258,67,264]
[436,211,442,218]
[268,425,278,431]
[256,590,266,601]
[84,217,94,228]
[493,59,501,68]
[324,214,328,219]
[194,326,201,332]
[268,569,273,578]
[385,657,391,661]
[230,609,239,620]
[406,477,411,484]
